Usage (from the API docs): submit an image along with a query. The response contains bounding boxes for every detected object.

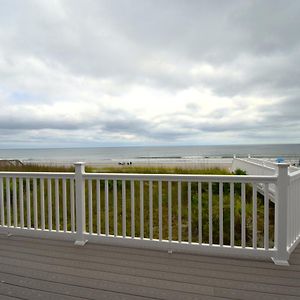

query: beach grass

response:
[0,163,74,173]
[90,165,232,175]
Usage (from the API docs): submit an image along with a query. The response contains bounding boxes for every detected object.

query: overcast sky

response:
[0,0,299,148]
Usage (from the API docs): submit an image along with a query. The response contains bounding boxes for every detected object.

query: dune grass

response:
[0,163,74,173]
[91,165,232,175]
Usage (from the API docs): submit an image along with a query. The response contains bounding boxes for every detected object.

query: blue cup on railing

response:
[276,157,284,163]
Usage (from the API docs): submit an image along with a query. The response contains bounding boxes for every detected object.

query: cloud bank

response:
[0,0,299,147]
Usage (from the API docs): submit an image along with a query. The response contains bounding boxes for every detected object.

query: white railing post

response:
[74,162,87,246]
[272,163,289,265]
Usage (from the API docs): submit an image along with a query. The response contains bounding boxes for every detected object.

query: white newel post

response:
[272,163,290,265]
[74,162,87,246]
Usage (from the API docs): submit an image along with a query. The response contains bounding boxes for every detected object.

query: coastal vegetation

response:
[0,164,273,248]
[0,164,74,173]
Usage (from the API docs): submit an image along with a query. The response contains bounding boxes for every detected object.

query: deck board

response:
[0,234,300,299]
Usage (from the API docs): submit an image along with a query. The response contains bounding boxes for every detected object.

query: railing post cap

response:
[74,162,85,166]
[277,163,290,168]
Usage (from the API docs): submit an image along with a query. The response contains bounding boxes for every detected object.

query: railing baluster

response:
[96,180,100,235]
[230,182,234,247]
[140,180,144,239]
[12,177,18,227]
[70,179,75,233]
[105,180,109,236]
[293,183,295,243]
[131,180,135,238]
[40,179,45,230]
[13,177,17,227]
[26,178,30,229]
[33,178,38,230]
[122,180,126,238]
[0,178,4,226]
[47,178,52,231]
[252,184,257,249]
[88,179,93,234]
[113,180,117,237]
[293,184,296,242]
[168,181,172,242]
[63,178,67,233]
[241,183,246,248]
[219,182,223,246]
[275,164,289,263]
[288,184,292,246]
[294,184,300,243]
[290,184,293,244]
[178,181,182,243]
[74,162,86,245]
[149,180,153,240]
[287,184,291,248]
[264,183,269,250]
[55,178,59,232]
[6,177,11,227]
[295,184,300,239]
[292,184,295,242]
[290,184,293,245]
[208,182,212,245]
[188,181,192,243]
[158,181,162,241]
[198,182,202,244]
[298,183,300,239]
[20,178,24,228]
[294,183,297,242]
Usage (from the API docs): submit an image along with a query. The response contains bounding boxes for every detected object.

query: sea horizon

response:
[1,142,300,151]
[1,143,300,165]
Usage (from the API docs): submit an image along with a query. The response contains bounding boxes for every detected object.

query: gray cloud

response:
[0,0,300,147]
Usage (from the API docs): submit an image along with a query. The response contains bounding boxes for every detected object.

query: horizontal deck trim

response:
[0,227,76,241]
[84,173,277,183]
[85,233,276,259]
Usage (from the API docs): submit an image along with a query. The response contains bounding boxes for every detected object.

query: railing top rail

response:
[290,169,300,177]
[289,166,300,173]
[84,172,277,183]
[0,171,75,179]
[245,157,278,165]
[237,157,300,173]
[289,169,300,182]
[234,157,276,172]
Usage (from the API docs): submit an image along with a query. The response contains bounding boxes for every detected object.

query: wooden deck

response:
[0,234,300,300]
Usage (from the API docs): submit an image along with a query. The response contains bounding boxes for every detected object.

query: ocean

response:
[0,144,300,165]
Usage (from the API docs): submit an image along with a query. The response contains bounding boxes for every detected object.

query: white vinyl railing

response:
[83,172,276,250]
[287,169,300,253]
[0,172,76,240]
[0,162,299,265]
